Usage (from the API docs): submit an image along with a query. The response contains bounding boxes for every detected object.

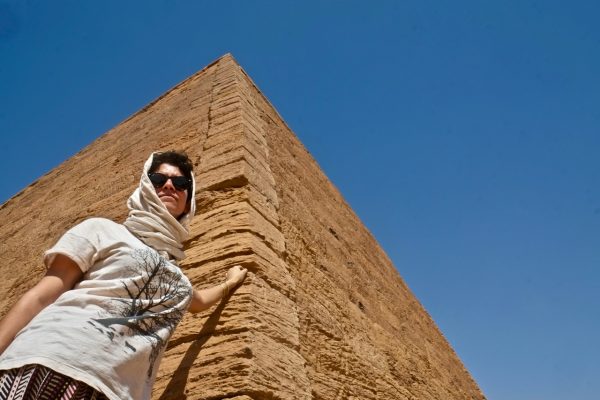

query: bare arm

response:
[0,254,83,355]
[188,265,247,314]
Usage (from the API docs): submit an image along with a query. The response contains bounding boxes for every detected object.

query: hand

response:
[226,265,247,287]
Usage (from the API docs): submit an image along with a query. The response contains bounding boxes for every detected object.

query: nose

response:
[161,177,176,191]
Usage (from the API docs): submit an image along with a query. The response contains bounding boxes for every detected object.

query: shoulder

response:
[65,217,130,240]
[78,217,121,228]
[68,217,121,231]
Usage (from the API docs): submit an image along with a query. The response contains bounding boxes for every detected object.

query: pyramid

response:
[0,54,485,399]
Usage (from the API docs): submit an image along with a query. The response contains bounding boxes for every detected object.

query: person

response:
[0,151,247,400]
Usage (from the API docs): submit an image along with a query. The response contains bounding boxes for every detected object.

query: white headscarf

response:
[123,152,196,260]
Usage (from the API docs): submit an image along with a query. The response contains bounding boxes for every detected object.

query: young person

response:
[0,151,247,400]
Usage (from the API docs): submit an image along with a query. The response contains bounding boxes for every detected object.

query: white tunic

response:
[0,218,193,400]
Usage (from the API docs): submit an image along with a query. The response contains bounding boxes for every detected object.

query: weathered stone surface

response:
[0,54,485,399]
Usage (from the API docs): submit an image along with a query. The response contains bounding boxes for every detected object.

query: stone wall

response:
[0,54,484,400]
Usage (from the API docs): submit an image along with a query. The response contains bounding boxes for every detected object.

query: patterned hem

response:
[0,364,108,400]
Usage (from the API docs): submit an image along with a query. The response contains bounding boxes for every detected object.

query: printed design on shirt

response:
[88,248,192,378]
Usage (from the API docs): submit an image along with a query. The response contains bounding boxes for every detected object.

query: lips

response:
[159,194,177,202]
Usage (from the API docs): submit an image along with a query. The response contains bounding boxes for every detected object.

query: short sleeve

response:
[43,219,100,273]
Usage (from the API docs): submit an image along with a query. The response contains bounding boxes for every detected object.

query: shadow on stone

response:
[159,293,233,400]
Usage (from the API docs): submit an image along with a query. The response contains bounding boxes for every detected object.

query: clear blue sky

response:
[1,1,598,399]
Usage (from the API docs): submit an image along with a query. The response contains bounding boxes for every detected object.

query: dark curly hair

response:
[149,151,194,203]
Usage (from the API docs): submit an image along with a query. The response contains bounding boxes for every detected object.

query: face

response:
[152,163,189,219]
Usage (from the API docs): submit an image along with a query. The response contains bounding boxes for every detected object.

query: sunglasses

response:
[148,172,191,191]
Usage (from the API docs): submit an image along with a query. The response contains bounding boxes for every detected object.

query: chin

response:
[168,207,185,218]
